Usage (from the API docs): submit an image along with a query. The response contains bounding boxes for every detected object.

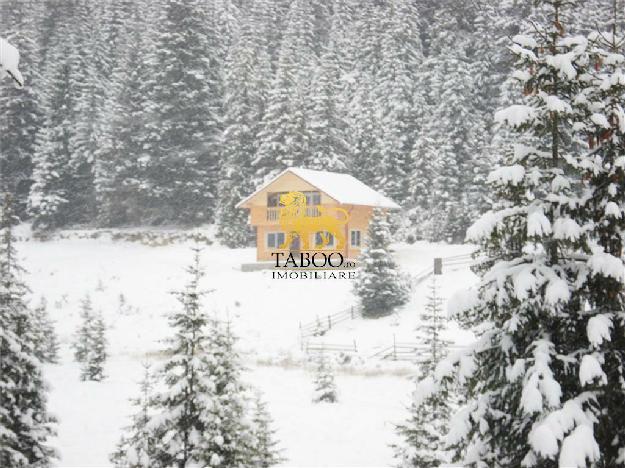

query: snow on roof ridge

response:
[237,167,401,209]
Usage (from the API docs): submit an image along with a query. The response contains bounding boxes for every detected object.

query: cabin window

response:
[350,230,361,247]
[314,231,335,248]
[267,192,286,207]
[268,191,320,207]
[267,232,286,248]
[304,191,321,206]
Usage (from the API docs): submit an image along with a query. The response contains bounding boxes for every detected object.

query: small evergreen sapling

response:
[32,297,60,364]
[110,363,160,468]
[354,208,409,317]
[393,277,452,467]
[249,392,283,467]
[73,294,108,381]
[312,352,338,403]
[83,310,107,381]
[73,294,94,363]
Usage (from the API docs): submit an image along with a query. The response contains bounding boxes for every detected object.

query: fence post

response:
[353,339,357,353]
[393,334,397,360]
[328,315,332,329]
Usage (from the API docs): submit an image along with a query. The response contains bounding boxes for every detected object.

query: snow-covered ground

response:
[17,231,478,467]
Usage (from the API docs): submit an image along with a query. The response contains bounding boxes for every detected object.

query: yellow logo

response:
[277,191,349,250]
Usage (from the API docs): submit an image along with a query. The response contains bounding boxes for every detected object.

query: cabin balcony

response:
[265,206,321,222]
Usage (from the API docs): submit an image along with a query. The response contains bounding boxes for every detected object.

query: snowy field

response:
[16,230,478,467]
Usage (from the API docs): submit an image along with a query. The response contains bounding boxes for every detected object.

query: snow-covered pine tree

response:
[139,0,221,225]
[393,276,451,467]
[312,352,338,403]
[253,0,317,184]
[306,40,350,172]
[347,77,383,190]
[73,294,107,381]
[110,363,160,468]
[346,2,385,191]
[73,294,94,364]
[32,297,59,364]
[376,0,423,207]
[149,249,268,467]
[28,2,97,231]
[249,392,282,467]
[216,14,265,248]
[0,195,57,466]
[94,1,160,227]
[0,1,44,218]
[574,3,625,464]
[419,2,615,465]
[353,208,409,317]
[415,0,479,243]
[416,277,451,379]
[82,309,107,381]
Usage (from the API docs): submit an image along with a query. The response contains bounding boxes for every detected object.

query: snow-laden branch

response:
[0,37,24,87]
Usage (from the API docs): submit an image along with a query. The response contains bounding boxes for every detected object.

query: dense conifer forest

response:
[0,0,619,245]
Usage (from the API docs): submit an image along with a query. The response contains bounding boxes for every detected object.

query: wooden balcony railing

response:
[267,208,280,221]
[266,206,321,221]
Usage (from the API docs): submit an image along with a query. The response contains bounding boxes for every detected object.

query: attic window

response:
[268,191,320,207]
[304,191,321,206]
[267,192,286,207]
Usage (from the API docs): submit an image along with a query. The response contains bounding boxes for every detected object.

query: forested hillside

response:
[0,0,610,244]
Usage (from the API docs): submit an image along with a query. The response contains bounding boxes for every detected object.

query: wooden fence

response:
[304,340,359,356]
[299,306,360,341]
[370,336,469,362]
[298,251,477,347]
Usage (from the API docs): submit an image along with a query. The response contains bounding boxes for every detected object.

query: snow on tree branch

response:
[0,37,24,87]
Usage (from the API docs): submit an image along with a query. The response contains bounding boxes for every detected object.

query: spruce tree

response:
[249,393,282,467]
[347,77,383,190]
[83,309,107,382]
[312,352,338,404]
[215,15,264,248]
[306,42,350,172]
[110,363,160,468]
[73,294,107,381]
[353,209,409,317]
[139,0,221,225]
[149,249,268,467]
[94,1,160,227]
[32,297,59,364]
[0,1,44,218]
[375,0,424,206]
[575,3,625,464]
[0,195,57,466]
[394,277,451,467]
[73,294,94,364]
[253,0,317,184]
[420,2,616,465]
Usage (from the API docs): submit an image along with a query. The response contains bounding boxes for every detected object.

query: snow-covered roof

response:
[0,37,24,87]
[237,167,401,209]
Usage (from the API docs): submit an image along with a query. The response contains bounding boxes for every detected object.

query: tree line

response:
[2,0,533,245]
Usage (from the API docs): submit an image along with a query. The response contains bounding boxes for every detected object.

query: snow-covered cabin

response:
[237,168,400,261]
